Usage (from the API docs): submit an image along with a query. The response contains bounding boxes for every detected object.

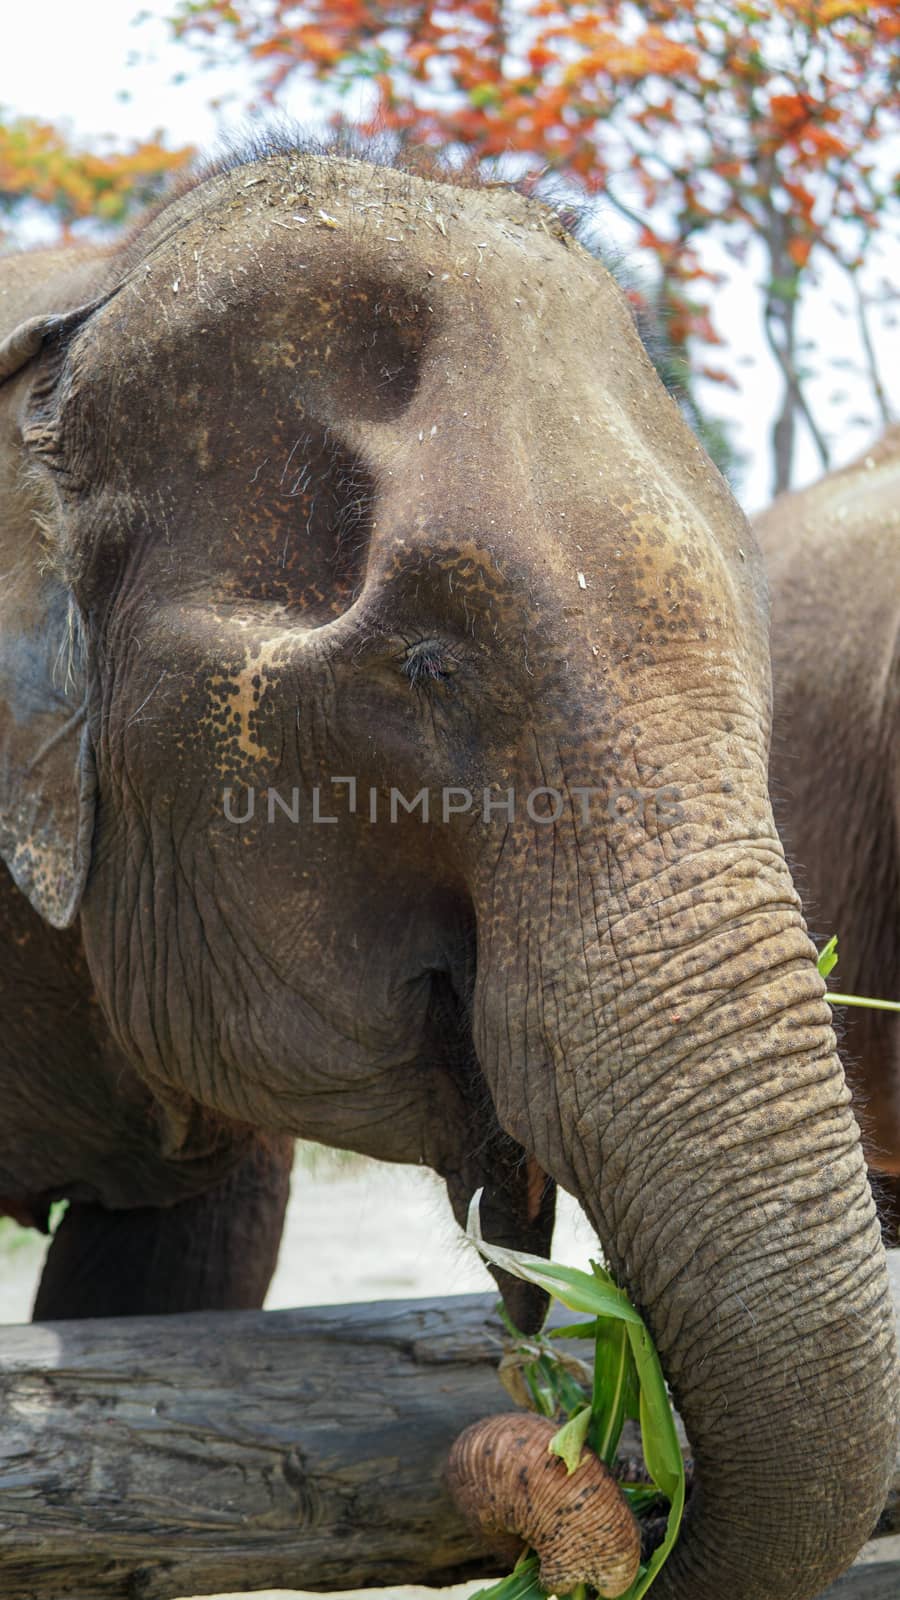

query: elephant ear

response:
[0,305,100,928]
[0,312,69,383]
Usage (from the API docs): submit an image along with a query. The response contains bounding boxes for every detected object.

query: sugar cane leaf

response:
[468,1192,685,1597]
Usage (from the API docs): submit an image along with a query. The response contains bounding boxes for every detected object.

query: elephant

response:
[0,135,897,1600]
[756,426,900,1237]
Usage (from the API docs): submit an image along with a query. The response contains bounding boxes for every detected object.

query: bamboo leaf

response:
[468,1554,546,1600]
[590,1318,638,1466]
[621,1476,687,1600]
[467,1191,642,1323]
[826,991,900,1012]
[817,934,839,979]
[626,1323,684,1503]
[819,937,900,1009]
[550,1403,593,1474]
[622,1483,665,1512]
[466,1190,685,1597]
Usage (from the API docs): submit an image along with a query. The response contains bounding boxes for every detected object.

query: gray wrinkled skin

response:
[758,426,900,1233]
[0,145,897,1598]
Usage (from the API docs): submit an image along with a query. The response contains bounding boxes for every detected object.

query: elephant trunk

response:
[475,829,899,1600]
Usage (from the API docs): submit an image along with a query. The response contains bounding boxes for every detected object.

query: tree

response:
[0,113,192,240]
[169,0,900,494]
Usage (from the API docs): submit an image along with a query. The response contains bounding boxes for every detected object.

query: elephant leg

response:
[32,1134,293,1320]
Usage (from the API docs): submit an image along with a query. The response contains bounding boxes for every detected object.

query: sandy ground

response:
[3,1155,898,1600]
[182,1591,486,1600]
[0,1145,599,1325]
[175,1541,900,1600]
[183,1592,485,1600]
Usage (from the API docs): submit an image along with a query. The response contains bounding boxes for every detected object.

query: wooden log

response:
[820,1542,900,1599]
[825,1564,899,1599]
[0,1293,897,1600]
[1,1295,513,1600]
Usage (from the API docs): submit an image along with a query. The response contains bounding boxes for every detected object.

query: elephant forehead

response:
[55,151,763,661]
[62,153,700,524]
[80,159,701,532]
[92,153,628,386]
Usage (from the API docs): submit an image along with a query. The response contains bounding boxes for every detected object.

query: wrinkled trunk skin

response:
[473,793,899,1600]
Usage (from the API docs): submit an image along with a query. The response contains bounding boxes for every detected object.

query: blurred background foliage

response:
[1,1,898,495]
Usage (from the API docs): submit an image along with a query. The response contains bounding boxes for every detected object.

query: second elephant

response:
[757,425,900,1233]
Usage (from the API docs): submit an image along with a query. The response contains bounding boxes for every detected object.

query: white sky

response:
[1,0,897,512]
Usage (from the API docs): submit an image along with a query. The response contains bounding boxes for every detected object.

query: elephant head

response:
[0,144,896,1598]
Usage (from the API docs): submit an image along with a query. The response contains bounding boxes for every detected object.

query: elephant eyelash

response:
[401,638,457,688]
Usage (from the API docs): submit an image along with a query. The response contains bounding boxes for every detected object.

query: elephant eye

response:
[402,639,455,687]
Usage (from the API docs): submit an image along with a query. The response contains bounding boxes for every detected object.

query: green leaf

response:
[817,934,839,979]
[530,1351,590,1417]
[523,1358,561,1418]
[623,1475,687,1600]
[826,991,900,1012]
[622,1483,665,1512]
[548,1319,604,1339]
[545,1354,594,1416]
[550,1404,592,1474]
[466,1190,686,1598]
[627,1322,684,1503]
[819,938,900,1008]
[468,1553,546,1600]
[590,1317,638,1466]
[466,1191,642,1323]
[498,1325,592,1420]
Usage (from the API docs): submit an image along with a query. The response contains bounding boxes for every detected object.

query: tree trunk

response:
[762,210,831,497]
[771,330,797,497]
[0,1292,897,1599]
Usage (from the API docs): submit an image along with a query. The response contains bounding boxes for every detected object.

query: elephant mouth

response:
[421,967,559,1333]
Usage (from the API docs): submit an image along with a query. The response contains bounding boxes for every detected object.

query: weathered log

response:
[820,1543,900,1599]
[3,1294,531,1600]
[0,1293,897,1600]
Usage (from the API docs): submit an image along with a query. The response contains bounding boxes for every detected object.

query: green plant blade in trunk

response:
[469,1553,547,1600]
[466,1191,642,1323]
[465,1190,686,1598]
[591,1317,638,1467]
[826,991,900,1011]
[551,1403,593,1474]
[818,935,900,1009]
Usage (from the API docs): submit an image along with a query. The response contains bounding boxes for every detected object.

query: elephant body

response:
[0,244,295,1310]
[0,141,897,1599]
[757,426,900,1230]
